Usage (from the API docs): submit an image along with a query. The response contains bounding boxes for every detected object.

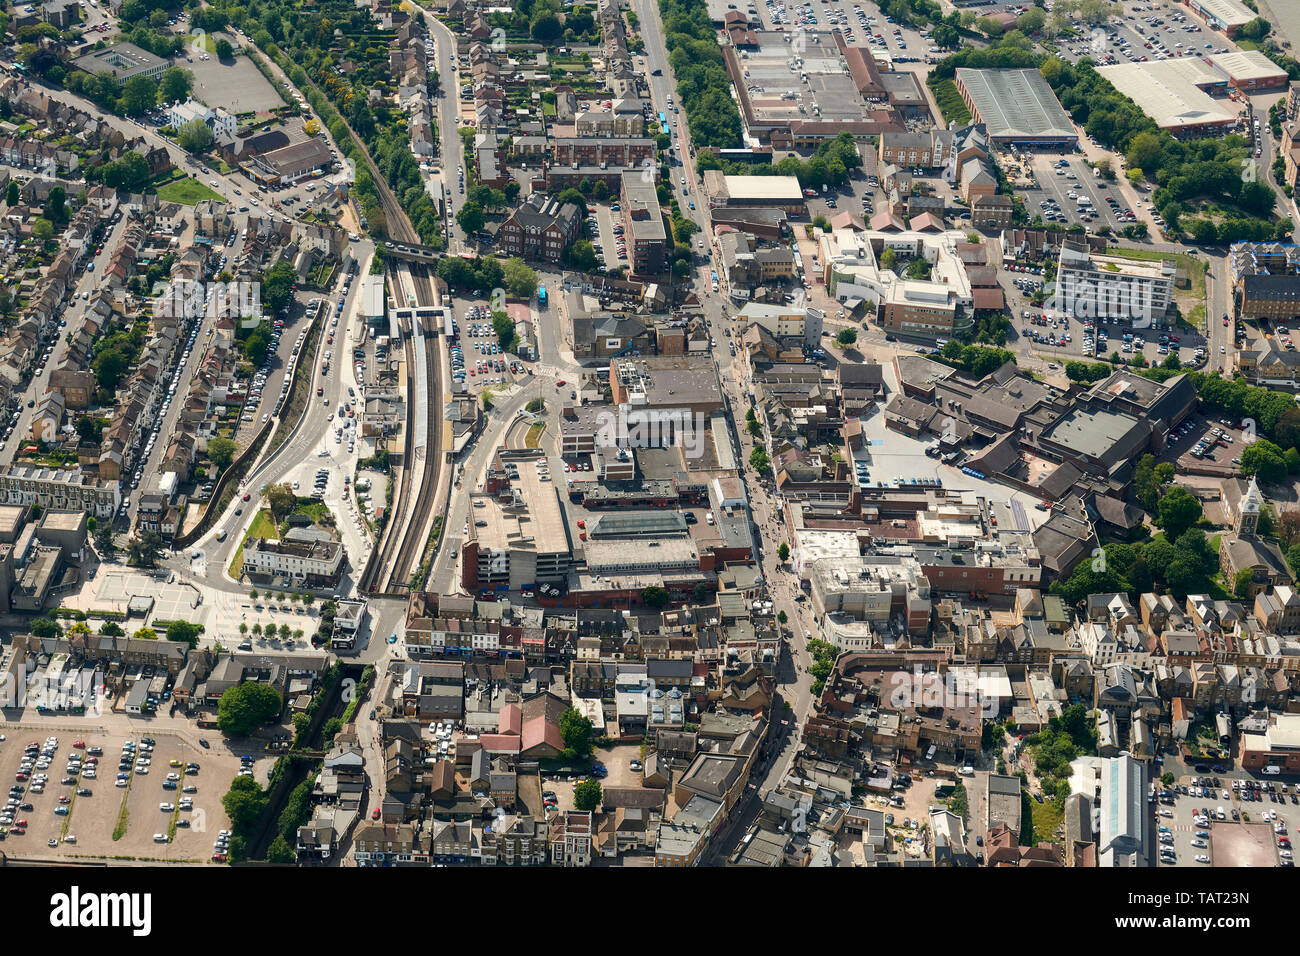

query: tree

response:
[208,436,237,472]
[93,347,130,389]
[1157,485,1201,540]
[222,775,267,832]
[46,186,65,222]
[456,201,486,236]
[94,524,117,557]
[778,609,788,625]
[5,181,17,207]
[158,66,192,104]
[835,328,858,347]
[1235,567,1257,600]
[166,620,201,648]
[263,482,297,523]
[177,118,213,153]
[503,257,539,299]
[99,620,124,637]
[531,11,562,44]
[75,416,100,444]
[119,74,159,116]
[214,37,233,60]
[261,261,297,315]
[749,445,771,475]
[1277,510,1300,549]
[127,531,164,567]
[492,311,516,350]
[778,542,790,562]
[266,835,294,863]
[641,585,669,607]
[880,246,896,270]
[574,778,603,812]
[217,682,282,737]
[559,707,594,757]
[31,617,61,638]
[1241,439,1288,484]
[31,218,53,242]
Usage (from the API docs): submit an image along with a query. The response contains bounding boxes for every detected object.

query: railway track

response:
[355,164,443,597]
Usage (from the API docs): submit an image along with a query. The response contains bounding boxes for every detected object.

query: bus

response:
[658,111,666,125]
[538,285,548,308]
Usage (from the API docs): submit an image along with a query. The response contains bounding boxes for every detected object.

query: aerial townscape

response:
[1,0,1300,888]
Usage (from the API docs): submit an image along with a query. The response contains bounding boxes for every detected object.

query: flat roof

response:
[1042,407,1142,460]
[1208,50,1288,83]
[732,31,882,126]
[473,459,570,557]
[1190,0,1255,29]
[721,174,804,202]
[955,68,1076,141]
[1097,62,1237,131]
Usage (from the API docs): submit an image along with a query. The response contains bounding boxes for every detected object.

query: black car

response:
[198,739,210,750]
[76,788,91,797]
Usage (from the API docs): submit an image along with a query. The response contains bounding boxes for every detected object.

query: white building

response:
[0,465,121,518]
[242,537,345,586]
[1055,239,1175,322]
[167,98,238,144]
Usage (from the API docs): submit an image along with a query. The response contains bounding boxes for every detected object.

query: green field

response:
[228,508,277,578]
[157,177,225,205]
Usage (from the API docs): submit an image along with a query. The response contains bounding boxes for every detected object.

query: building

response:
[575,100,646,137]
[463,454,572,592]
[954,69,1078,147]
[1186,0,1256,36]
[620,171,667,275]
[1097,754,1146,865]
[1055,239,1176,322]
[72,43,168,85]
[737,302,823,348]
[242,537,346,589]
[1096,61,1237,136]
[1230,242,1300,321]
[702,172,806,215]
[498,193,582,264]
[1239,712,1300,771]
[0,465,120,519]
[167,99,238,143]
[878,279,959,339]
[248,138,335,185]
[1207,51,1289,92]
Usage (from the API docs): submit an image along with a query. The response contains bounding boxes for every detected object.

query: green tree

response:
[503,257,539,299]
[127,531,164,567]
[574,778,603,812]
[207,436,237,472]
[835,328,858,347]
[1235,567,1256,600]
[94,524,117,557]
[778,542,790,562]
[222,775,267,832]
[177,118,214,153]
[641,585,669,607]
[1157,485,1201,540]
[749,445,771,475]
[261,261,297,314]
[99,620,124,637]
[1241,439,1288,484]
[492,310,516,350]
[32,218,53,242]
[165,620,201,648]
[5,181,17,206]
[266,835,295,863]
[214,37,233,60]
[46,186,66,222]
[119,74,159,116]
[31,617,61,638]
[456,201,486,236]
[217,682,282,737]
[531,10,563,44]
[158,66,193,104]
[559,707,594,757]
[263,482,297,523]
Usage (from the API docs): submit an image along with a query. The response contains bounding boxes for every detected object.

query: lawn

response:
[1030,795,1065,846]
[525,422,545,448]
[228,508,277,578]
[157,177,225,205]
[1105,245,1207,300]
[185,32,216,53]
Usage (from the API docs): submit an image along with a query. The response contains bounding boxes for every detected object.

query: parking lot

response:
[1155,773,1294,868]
[589,202,627,273]
[1168,414,1252,472]
[1050,3,1230,69]
[449,301,525,395]
[1024,154,1135,233]
[0,728,241,863]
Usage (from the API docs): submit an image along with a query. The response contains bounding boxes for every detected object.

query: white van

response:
[959,766,975,777]
[1263,765,1282,775]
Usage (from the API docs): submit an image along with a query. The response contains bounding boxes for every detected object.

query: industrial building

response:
[1208,50,1289,92]
[1186,0,1256,36]
[1097,61,1238,136]
[953,69,1078,147]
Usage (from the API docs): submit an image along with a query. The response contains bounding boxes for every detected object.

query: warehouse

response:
[701,171,806,214]
[1097,61,1238,137]
[954,68,1077,147]
[1186,0,1256,36]
[1208,51,1289,92]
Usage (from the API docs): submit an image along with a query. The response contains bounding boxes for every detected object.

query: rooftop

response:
[955,68,1076,141]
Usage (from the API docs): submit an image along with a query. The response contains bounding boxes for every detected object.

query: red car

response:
[14,773,27,782]
[556,380,566,387]
[242,493,251,501]
[13,819,25,828]
[73,741,85,749]
[371,808,381,820]
[58,796,70,804]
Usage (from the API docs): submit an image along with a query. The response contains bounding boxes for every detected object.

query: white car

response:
[1195,854,1211,864]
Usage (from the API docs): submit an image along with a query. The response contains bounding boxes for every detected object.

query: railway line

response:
[353,150,444,597]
